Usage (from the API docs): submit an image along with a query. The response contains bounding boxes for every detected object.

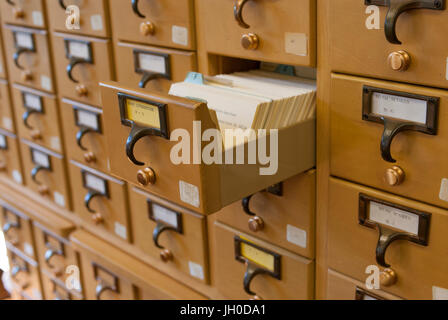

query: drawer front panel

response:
[0,0,46,28]
[0,131,24,185]
[0,80,14,132]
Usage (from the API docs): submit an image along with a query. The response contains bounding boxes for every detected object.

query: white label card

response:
[77,109,99,131]
[54,192,66,207]
[90,14,103,31]
[114,222,127,240]
[69,41,90,60]
[32,149,50,168]
[12,170,22,184]
[2,118,12,131]
[24,93,42,111]
[15,32,34,49]
[172,25,189,46]
[152,203,178,228]
[286,225,307,249]
[179,180,200,208]
[138,53,167,74]
[85,173,106,195]
[32,11,44,27]
[369,201,420,235]
[41,75,52,91]
[371,92,428,124]
[433,286,448,300]
[0,135,6,149]
[285,32,308,56]
[24,243,34,256]
[189,262,205,280]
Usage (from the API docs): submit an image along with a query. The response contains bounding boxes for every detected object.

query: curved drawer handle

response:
[23,109,40,130]
[58,0,66,9]
[6,0,14,6]
[375,224,414,268]
[234,0,251,29]
[76,127,95,151]
[126,125,160,166]
[45,248,63,269]
[31,165,50,185]
[242,195,256,216]
[11,265,24,279]
[243,262,270,297]
[139,72,165,89]
[95,281,115,300]
[131,0,146,18]
[152,222,177,250]
[14,48,33,70]
[67,57,89,83]
[84,190,103,214]
[380,117,415,163]
[2,221,19,235]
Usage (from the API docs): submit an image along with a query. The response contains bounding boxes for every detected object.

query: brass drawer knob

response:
[13,7,25,19]
[140,21,155,36]
[385,166,405,186]
[21,71,33,82]
[0,161,6,172]
[241,33,259,50]
[84,152,96,163]
[92,213,104,225]
[30,130,42,141]
[380,268,397,287]
[137,167,156,186]
[38,185,49,196]
[248,216,264,232]
[75,84,88,97]
[388,50,411,72]
[160,249,173,263]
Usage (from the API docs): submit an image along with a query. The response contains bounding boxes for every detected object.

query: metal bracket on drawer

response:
[365,0,446,44]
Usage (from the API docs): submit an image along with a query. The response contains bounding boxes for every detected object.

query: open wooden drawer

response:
[100,81,315,215]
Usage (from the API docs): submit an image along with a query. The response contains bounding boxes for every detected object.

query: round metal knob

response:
[92,213,103,225]
[0,161,7,172]
[241,33,259,50]
[84,152,96,163]
[38,185,49,196]
[137,167,156,186]
[75,84,88,97]
[248,216,264,232]
[30,130,42,141]
[13,8,25,19]
[160,249,173,263]
[388,51,411,72]
[385,166,405,186]
[140,21,155,36]
[21,71,33,82]
[251,295,263,301]
[380,268,397,287]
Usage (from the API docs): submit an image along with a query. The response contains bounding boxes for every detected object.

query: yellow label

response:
[240,239,275,272]
[126,99,160,129]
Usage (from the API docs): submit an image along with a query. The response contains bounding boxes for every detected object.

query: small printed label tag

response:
[32,11,44,26]
[51,137,61,151]
[90,14,103,31]
[16,32,33,49]
[12,170,23,184]
[433,286,448,300]
[2,118,12,131]
[285,33,308,56]
[439,178,448,202]
[286,225,307,249]
[179,180,200,208]
[24,93,42,111]
[371,92,428,124]
[24,243,34,256]
[69,41,90,60]
[172,25,189,46]
[369,201,419,235]
[152,203,178,228]
[139,53,167,74]
[41,75,52,91]
[114,222,127,240]
[32,150,50,168]
[0,135,6,149]
[77,109,99,130]
[188,261,204,280]
[85,173,106,195]
[54,192,66,207]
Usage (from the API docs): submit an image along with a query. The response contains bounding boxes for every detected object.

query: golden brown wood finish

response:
[330,73,448,210]
[0,31,7,79]
[3,25,55,93]
[11,84,63,153]
[52,32,114,107]
[196,0,316,66]
[0,130,23,185]
[217,170,316,259]
[41,270,83,300]
[328,177,448,300]
[212,221,314,300]
[109,0,196,50]
[129,186,209,283]
[46,0,110,38]
[0,79,15,132]
[114,41,197,93]
[68,160,131,242]
[20,139,71,209]
[0,0,47,29]
[329,0,448,89]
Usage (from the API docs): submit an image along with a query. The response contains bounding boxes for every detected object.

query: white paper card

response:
[41,75,52,91]
[54,192,66,207]
[69,41,90,60]
[369,201,419,235]
[24,243,34,256]
[51,137,61,151]
[24,93,42,111]
[0,62,3,74]
[85,173,106,194]
[286,225,307,248]
[2,118,12,131]
[0,135,6,149]
[32,11,44,26]
[77,109,99,130]
[433,286,448,300]
[152,203,178,228]
[371,92,428,124]
[285,33,308,56]
[32,150,50,168]
[12,170,22,184]
[90,14,103,31]
[139,53,166,74]
[172,25,188,46]
[16,32,33,49]
[188,261,204,280]
[446,57,448,81]
[179,180,200,208]
[114,222,127,240]
[439,178,448,202]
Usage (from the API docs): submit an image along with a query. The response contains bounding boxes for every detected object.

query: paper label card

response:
[138,53,167,74]
[15,32,34,50]
[32,149,50,168]
[371,92,428,124]
[151,203,179,228]
[76,109,100,131]
[23,92,42,112]
[0,135,7,149]
[84,172,107,195]
[369,201,420,235]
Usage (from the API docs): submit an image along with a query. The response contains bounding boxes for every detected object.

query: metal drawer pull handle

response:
[23,108,40,131]
[380,117,416,163]
[45,248,63,269]
[153,222,177,250]
[375,224,416,268]
[31,165,50,185]
[11,265,24,278]
[59,0,66,9]
[131,0,145,18]
[243,263,269,297]
[14,48,33,70]
[76,127,95,151]
[84,190,103,214]
[126,125,159,166]
[95,281,115,300]
[67,57,90,83]
[234,0,251,29]
[6,0,14,6]
[139,72,165,89]
[2,222,19,235]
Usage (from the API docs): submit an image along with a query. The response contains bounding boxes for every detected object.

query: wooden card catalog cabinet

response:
[100,82,315,215]
[109,0,196,50]
[328,178,448,300]
[114,41,197,92]
[0,130,24,185]
[0,79,14,132]
[330,73,448,210]
[0,0,46,28]
[3,25,54,93]
[329,0,448,89]
[196,0,316,66]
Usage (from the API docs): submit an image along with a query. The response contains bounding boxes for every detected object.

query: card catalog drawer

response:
[46,0,110,38]
[212,221,314,300]
[7,246,43,300]
[0,0,46,28]
[20,140,70,209]
[328,178,448,300]
[197,0,316,66]
[217,170,315,259]
[68,161,131,242]
[101,82,315,215]
[3,25,54,93]
[0,130,24,185]
[114,41,197,93]
[52,33,114,107]
[330,73,448,210]
[0,80,15,132]
[326,269,402,301]
[0,201,35,260]
[12,84,63,153]
[329,0,448,89]
[109,0,195,50]
[41,271,83,301]
[129,186,208,283]
[60,99,107,171]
